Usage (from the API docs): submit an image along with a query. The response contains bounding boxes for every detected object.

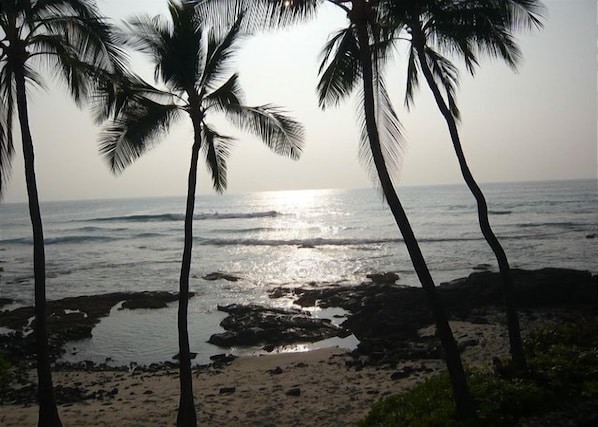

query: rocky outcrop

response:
[271,268,597,365]
[203,272,241,282]
[208,303,350,348]
[366,272,400,284]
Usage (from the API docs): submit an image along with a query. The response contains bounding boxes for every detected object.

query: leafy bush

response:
[360,317,598,427]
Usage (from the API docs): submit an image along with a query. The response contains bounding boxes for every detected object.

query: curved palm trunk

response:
[353,7,474,418]
[14,69,62,427]
[176,120,201,427]
[412,32,527,371]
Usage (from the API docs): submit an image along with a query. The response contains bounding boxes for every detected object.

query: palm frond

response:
[503,0,545,31]
[98,97,182,173]
[30,33,92,103]
[204,73,245,111]
[356,80,404,187]
[0,87,15,196]
[33,14,126,73]
[201,12,245,94]
[223,103,303,160]
[126,14,172,60]
[404,46,420,110]
[424,46,461,120]
[191,0,321,31]
[317,26,361,109]
[201,122,234,193]
[90,70,174,123]
[32,0,100,21]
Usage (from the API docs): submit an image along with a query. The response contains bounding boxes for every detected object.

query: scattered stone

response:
[391,366,416,380]
[209,354,236,364]
[268,366,283,375]
[285,388,301,397]
[219,387,236,395]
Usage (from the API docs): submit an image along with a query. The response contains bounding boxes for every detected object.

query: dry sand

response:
[0,320,510,426]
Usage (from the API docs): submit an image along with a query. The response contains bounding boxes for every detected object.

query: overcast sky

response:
[1,0,596,203]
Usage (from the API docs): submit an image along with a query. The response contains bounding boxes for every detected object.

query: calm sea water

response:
[1,179,596,364]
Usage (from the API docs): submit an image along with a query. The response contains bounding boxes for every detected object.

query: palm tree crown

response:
[0,0,123,193]
[99,1,303,184]
[379,0,543,116]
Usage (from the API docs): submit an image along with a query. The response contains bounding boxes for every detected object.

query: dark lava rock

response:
[366,272,400,284]
[203,272,240,282]
[219,387,236,394]
[286,388,301,396]
[279,268,596,367]
[208,303,350,347]
[209,353,236,364]
[268,366,283,375]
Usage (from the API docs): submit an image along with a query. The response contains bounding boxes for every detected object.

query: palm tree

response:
[0,1,123,425]
[194,0,474,417]
[98,2,303,425]
[378,0,544,371]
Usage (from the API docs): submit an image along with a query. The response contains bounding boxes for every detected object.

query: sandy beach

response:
[1,320,510,426]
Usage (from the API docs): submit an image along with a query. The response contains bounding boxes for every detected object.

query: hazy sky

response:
[2,0,596,203]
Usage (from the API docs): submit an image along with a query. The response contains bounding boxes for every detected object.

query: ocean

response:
[1,179,596,365]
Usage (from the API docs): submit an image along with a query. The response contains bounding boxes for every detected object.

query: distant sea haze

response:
[0,179,596,364]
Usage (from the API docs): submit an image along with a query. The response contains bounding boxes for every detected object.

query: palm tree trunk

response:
[412,31,527,371]
[352,4,474,418]
[14,69,62,427]
[176,121,201,427]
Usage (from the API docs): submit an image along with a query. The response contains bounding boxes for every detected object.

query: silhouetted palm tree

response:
[378,0,544,371]
[0,1,123,425]
[98,2,303,425]
[193,0,474,417]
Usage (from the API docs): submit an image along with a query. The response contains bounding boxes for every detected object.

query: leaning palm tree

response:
[319,0,474,417]
[0,1,123,425]
[378,0,544,371]
[194,0,474,417]
[98,2,303,425]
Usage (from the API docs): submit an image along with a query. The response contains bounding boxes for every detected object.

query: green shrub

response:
[359,370,553,427]
[360,317,598,427]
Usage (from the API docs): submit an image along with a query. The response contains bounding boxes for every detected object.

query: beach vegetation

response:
[360,317,598,426]
[0,1,124,425]
[97,2,303,425]
[377,0,545,373]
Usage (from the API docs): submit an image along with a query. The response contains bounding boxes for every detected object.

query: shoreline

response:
[1,267,596,425]
[1,317,512,426]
